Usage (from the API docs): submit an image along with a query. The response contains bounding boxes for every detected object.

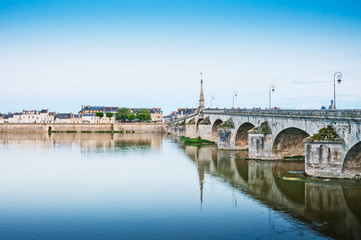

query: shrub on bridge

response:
[218,118,235,129]
[250,121,271,135]
[306,125,341,142]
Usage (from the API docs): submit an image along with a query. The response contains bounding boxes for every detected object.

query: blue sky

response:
[1,0,360,114]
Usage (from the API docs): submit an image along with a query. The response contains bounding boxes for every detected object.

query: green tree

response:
[116,108,131,121]
[96,112,104,118]
[127,113,136,122]
[106,112,113,120]
[136,109,151,122]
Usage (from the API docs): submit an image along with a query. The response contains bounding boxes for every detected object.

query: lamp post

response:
[233,91,238,108]
[269,84,275,109]
[333,72,342,110]
[210,95,215,108]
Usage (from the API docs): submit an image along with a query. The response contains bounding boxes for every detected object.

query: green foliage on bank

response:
[96,112,104,118]
[116,108,131,121]
[180,137,216,146]
[51,130,126,134]
[115,108,151,122]
[106,112,114,119]
[128,113,136,121]
[136,109,151,122]
[283,156,305,161]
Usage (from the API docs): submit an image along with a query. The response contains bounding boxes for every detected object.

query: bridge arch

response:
[211,119,223,142]
[235,122,255,149]
[272,127,310,159]
[343,142,361,175]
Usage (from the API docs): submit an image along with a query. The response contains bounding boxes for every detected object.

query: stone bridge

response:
[166,109,361,179]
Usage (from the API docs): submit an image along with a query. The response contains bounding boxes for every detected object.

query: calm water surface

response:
[0,133,360,240]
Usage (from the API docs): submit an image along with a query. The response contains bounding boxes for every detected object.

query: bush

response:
[136,109,151,122]
[106,112,113,119]
[180,137,215,146]
[307,125,341,141]
[128,113,136,121]
[116,108,131,121]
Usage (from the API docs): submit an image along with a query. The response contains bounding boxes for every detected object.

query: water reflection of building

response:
[182,145,361,240]
[0,133,164,152]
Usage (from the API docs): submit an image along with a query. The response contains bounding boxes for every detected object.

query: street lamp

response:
[233,91,238,108]
[210,95,215,108]
[333,72,342,110]
[269,84,275,109]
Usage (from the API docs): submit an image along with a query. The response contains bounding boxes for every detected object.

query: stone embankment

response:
[0,123,166,133]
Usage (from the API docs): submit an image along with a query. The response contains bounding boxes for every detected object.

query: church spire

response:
[199,72,205,111]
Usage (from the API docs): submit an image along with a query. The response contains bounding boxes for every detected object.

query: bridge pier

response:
[216,118,236,150]
[248,132,276,160]
[197,117,212,140]
[198,124,212,140]
[185,125,197,138]
[217,128,236,149]
[305,140,345,178]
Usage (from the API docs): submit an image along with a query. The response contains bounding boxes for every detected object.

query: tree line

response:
[95,108,151,122]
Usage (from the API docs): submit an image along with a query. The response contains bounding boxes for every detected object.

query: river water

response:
[0,133,360,240]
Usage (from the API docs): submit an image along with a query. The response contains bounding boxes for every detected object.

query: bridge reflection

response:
[182,145,361,240]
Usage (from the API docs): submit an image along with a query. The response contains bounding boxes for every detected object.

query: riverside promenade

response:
[0,123,166,133]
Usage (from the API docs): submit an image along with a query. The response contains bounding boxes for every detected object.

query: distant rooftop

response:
[79,106,119,113]
[79,106,163,114]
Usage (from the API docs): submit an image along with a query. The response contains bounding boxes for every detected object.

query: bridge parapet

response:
[203,109,361,120]
[168,112,198,125]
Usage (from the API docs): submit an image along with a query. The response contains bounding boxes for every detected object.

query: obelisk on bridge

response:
[199,73,205,111]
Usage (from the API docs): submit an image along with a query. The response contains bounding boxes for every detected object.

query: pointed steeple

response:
[199,72,205,111]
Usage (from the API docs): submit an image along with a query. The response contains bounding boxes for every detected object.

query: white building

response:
[55,113,82,123]
[81,113,115,123]
[7,110,51,123]
[81,114,100,123]
[3,109,55,123]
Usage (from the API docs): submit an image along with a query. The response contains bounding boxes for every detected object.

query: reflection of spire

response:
[199,72,205,111]
[198,163,204,205]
